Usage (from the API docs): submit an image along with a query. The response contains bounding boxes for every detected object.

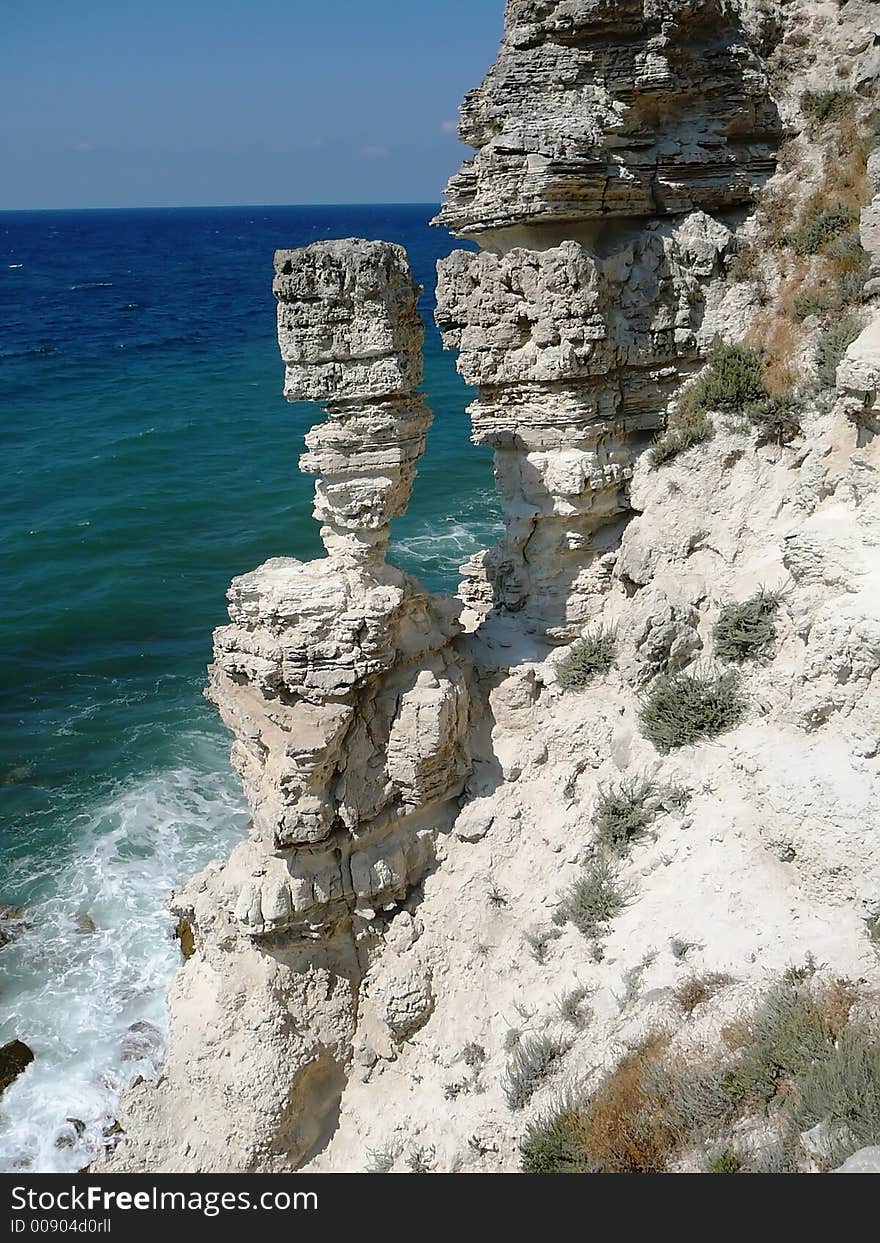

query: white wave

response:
[0,740,247,1173]
[391,514,504,573]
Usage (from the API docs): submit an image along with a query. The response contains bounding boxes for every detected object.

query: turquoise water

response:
[0,205,500,1171]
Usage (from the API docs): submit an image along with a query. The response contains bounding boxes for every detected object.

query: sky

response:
[1,0,505,210]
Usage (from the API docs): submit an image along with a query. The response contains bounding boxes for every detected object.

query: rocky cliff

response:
[104,0,880,1174]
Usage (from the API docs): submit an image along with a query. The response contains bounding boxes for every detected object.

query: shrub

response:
[461,1042,486,1069]
[728,979,852,1105]
[366,1146,398,1173]
[406,1146,436,1173]
[650,406,713,467]
[675,972,734,1017]
[557,857,625,938]
[524,926,561,965]
[518,974,872,1174]
[793,288,836,321]
[640,668,746,753]
[745,394,802,446]
[816,314,863,388]
[557,985,592,1029]
[705,1148,743,1174]
[505,1035,569,1111]
[666,1061,740,1134]
[594,777,656,855]
[792,1027,880,1164]
[785,207,858,257]
[556,628,616,690]
[652,342,770,467]
[839,265,870,306]
[521,1103,591,1173]
[683,342,768,414]
[801,90,856,124]
[714,589,780,663]
[827,231,869,273]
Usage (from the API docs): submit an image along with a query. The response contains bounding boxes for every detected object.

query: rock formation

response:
[208,239,469,940]
[103,0,880,1177]
[434,0,781,636]
[101,240,472,1171]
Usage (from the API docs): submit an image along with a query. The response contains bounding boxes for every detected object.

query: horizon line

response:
[0,200,445,215]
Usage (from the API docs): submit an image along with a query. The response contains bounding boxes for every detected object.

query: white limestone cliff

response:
[103,0,880,1175]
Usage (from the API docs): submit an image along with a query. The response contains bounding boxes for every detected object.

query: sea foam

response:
[0,739,246,1174]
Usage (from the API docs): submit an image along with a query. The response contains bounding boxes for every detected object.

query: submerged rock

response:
[119,1021,163,1065]
[0,1040,35,1094]
[0,904,29,948]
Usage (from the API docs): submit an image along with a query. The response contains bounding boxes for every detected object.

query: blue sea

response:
[0,205,500,1172]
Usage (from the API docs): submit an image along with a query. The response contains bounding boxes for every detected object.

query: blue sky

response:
[1,0,504,210]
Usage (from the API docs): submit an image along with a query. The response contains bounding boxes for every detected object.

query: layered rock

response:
[208,239,471,940]
[435,0,780,636]
[101,240,473,1171]
[436,0,781,244]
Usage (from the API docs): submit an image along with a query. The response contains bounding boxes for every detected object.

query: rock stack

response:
[206,239,471,939]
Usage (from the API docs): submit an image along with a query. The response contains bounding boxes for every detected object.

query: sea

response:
[0,204,501,1173]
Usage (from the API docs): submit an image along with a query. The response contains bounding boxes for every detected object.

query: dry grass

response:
[519,974,876,1174]
[675,973,734,1018]
[576,1034,680,1173]
[745,311,799,394]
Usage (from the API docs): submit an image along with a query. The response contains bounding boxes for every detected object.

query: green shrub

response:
[792,1028,880,1164]
[865,110,880,155]
[524,926,561,965]
[801,90,856,124]
[505,1035,569,1111]
[705,1148,743,1174]
[652,342,772,467]
[729,980,842,1105]
[714,589,780,663]
[827,232,868,272]
[556,628,616,690]
[745,394,802,446]
[517,975,868,1174]
[556,985,592,1029]
[595,777,656,855]
[650,406,713,467]
[640,668,746,753]
[684,342,768,414]
[785,207,858,257]
[557,857,624,938]
[839,266,870,306]
[521,1103,591,1173]
[816,314,863,387]
[666,1061,740,1134]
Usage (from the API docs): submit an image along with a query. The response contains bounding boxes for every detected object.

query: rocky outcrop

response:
[0,1041,34,1096]
[436,213,734,633]
[434,0,780,636]
[101,240,473,1172]
[435,0,781,243]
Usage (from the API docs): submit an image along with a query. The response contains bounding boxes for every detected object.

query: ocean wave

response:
[0,346,58,361]
[0,746,247,1173]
